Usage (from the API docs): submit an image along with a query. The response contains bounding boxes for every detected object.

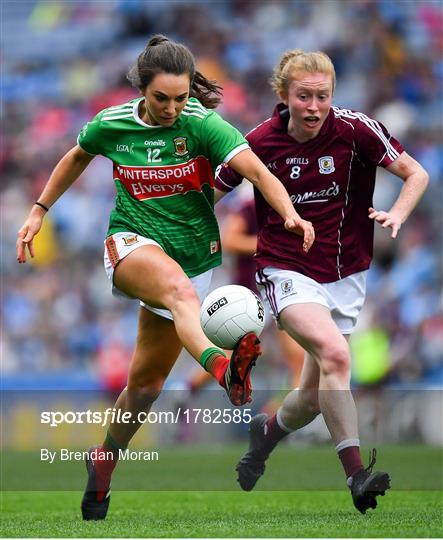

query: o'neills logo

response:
[113,156,213,200]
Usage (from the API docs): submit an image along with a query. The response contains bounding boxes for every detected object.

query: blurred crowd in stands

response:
[2,0,442,389]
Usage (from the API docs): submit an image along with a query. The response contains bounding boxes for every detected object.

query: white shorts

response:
[104,232,213,320]
[256,267,367,334]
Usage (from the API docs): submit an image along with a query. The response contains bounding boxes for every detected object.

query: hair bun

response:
[148,34,169,47]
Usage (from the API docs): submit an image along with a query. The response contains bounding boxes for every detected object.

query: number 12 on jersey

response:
[147,148,162,163]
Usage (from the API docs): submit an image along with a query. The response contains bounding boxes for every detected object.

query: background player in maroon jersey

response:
[216,49,429,513]
[15,36,315,521]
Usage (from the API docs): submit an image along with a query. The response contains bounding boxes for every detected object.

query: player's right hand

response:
[284,216,315,253]
[16,208,45,263]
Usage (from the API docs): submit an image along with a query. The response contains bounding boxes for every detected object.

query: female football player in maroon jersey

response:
[16,36,315,521]
[216,48,429,513]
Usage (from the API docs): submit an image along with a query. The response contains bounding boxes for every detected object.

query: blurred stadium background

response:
[1,0,442,458]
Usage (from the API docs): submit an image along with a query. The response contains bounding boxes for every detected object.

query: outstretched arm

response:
[16,145,95,263]
[369,151,429,239]
[227,149,315,252]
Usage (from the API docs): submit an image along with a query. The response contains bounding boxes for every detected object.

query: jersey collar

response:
[132,98,181,129]
[270,103,290,131]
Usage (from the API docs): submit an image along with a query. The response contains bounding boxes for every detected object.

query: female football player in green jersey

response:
[16,35,314,520]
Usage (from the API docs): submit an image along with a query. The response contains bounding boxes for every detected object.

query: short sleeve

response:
[201,111,249,169]
[353,114,404,168]
[77,112,104,156]
[215,162,243,192]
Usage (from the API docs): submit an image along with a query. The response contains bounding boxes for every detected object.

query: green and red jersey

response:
[78,97,248,277]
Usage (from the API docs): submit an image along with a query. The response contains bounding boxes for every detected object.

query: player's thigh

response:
[114,244,195,309]
[279,303,347,361]
[276,328,304,386]
[276,328,304,367]
[128,307,183,387]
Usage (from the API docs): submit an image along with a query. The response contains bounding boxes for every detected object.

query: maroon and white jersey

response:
[216,104,404,283]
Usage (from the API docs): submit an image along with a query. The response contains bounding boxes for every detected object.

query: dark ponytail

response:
[189,71,222,109]
[127,34,222,109]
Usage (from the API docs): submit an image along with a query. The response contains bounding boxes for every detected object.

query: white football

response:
[200,285,265,349]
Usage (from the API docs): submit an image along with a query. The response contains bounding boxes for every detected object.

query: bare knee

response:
[165,276,199,310]
[320,343,351,378]
[127,378,164,407]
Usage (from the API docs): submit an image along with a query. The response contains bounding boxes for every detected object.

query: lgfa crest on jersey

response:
[318,156,335,174]
[173,136,189,157]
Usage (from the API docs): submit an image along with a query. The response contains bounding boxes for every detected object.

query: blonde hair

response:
[270,48,336,96]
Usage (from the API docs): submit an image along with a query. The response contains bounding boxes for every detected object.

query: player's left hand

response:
[284,216,315,252]
[368,207,402,239]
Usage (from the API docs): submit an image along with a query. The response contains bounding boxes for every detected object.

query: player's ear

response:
[279,91,288,106]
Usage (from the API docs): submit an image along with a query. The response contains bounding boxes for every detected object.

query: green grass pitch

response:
[1,445,442,537]
[2,490,442,537]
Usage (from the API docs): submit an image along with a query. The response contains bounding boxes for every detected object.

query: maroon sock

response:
[262,414,289,452]
[338,446,364,479]
[93,446,118,492]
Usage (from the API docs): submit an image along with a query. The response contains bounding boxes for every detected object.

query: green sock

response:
[103,431,127,459]
[199,347,226,370]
